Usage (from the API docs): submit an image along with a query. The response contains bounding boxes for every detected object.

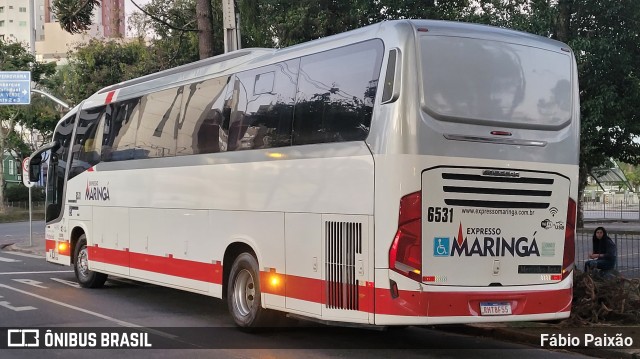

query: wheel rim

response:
[233,269,255,317]
[77,246,90,280]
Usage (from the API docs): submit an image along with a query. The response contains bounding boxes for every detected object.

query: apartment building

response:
[0,0,45,46]
[36,0,126,63]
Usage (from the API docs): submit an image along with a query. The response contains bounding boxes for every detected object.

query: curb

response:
[3,243,43,256]
[454,324,640,359]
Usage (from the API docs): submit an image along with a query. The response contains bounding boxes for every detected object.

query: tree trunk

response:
[556,0,572,43]
[577,162,589,229]
[196,0,214,59]
[0,112,20,214]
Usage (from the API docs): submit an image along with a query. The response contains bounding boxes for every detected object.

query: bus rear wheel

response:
[227,253,271,328]
[74,235,108,288]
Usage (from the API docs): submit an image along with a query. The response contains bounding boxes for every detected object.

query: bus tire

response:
[227,253,271,328]
[74,235,108,288]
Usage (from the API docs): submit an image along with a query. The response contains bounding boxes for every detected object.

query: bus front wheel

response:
[227,253,271,328]
[74,235,108,288]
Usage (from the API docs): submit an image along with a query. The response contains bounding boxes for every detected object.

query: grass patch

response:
[0,206,45,223]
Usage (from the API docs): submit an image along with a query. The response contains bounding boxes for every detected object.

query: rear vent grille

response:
[441,171,554,209]
[325,221,361,310]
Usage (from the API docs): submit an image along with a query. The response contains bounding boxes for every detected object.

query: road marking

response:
[0,256,21,262]
[0,270,73,276]
[0,283,178,340]
[50,278,80,288]
[0,301,37,311]
[12,279,48,288]
[2,252,44,259]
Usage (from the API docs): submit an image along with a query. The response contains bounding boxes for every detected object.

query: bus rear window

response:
[420,36,572,129]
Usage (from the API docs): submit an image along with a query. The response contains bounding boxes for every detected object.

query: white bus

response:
[30,19,579,328]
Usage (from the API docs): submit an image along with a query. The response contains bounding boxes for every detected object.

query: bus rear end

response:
[375,21,578,325]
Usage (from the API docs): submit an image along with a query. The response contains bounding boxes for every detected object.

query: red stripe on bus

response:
[374,287,572,317]
[129,252,221,283]
[45,239,70,255]
[46,239,56,251]
[105,91,116,104]
[89,245,129,267]
[88,246,222,284]
[73,245,571,317]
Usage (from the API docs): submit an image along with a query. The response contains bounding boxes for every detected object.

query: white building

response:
[0,0,45,48]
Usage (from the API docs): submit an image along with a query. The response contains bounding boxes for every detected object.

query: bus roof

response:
[83,19,569,108]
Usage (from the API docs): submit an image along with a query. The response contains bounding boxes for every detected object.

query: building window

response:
[0,21,4,27]
[19,7,27,12]
[9,20,13,23]
[9,6,13,9]
[0,7,4,13]
[19,21,27,27]
[8,160,14,176]
[40,35,45,41]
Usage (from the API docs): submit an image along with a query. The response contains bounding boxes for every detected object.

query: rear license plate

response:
[480,302,512,316]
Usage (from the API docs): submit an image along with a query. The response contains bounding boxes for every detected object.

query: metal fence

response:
[582,199,640,220]
[575,231,640,278]
[3,201,46,210]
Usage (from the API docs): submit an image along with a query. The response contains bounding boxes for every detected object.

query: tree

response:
[52,39,157,105]
[128,0,202,66]
[51,0,101,33]
[0,39,57,212]
[52,0,640,227]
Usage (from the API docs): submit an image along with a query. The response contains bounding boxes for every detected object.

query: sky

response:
[124,0,151,16]
[124,0,151,36]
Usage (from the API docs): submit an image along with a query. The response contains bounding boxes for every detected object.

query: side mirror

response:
[28,140,58,183]
[29,161,42,182]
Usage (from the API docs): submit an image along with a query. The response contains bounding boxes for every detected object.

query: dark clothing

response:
[585,228,616,272]
[584,258,614,271]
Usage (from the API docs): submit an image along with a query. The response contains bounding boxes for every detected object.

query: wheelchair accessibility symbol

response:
[433,237,450,257]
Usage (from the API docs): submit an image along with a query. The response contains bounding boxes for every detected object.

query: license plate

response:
[480,302,512,316]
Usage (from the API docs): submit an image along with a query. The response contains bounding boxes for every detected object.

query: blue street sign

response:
[0,71,31,105]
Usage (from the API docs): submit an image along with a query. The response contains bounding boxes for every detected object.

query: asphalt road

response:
[0,240,593,358]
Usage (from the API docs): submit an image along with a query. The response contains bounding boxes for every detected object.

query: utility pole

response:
[222,0,241,53]
[29,0,36,55]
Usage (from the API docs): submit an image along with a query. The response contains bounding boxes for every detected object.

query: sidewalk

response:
[4,237,46,256]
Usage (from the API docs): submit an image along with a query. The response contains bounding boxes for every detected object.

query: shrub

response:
[4,185,46,202]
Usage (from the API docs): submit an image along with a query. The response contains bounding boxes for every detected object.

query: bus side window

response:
[102,98,142,162]
[226,59,299,151]
[293,39,384,145]
[177,76,231,155]
[69,106,105,180]
[135,88,181,159]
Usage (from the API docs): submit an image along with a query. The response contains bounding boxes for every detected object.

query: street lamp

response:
[30,89,70,109]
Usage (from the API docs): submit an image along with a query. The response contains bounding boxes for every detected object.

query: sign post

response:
[22,157,35,247]
[0,71,31,105]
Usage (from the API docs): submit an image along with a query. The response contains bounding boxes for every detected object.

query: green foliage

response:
[0,39,58,211]
[240,0,387,47]
[4,186,46,202]
[51,0,101,34]
[568,0,640,172]
[55,39,158,105]
[619,163,640,192]
[52,0,640,189]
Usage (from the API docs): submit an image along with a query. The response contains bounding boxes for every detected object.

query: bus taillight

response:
[562,198,577,280]
[389,191,422,281]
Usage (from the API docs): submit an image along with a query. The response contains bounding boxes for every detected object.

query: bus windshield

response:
[420,35,572,129]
